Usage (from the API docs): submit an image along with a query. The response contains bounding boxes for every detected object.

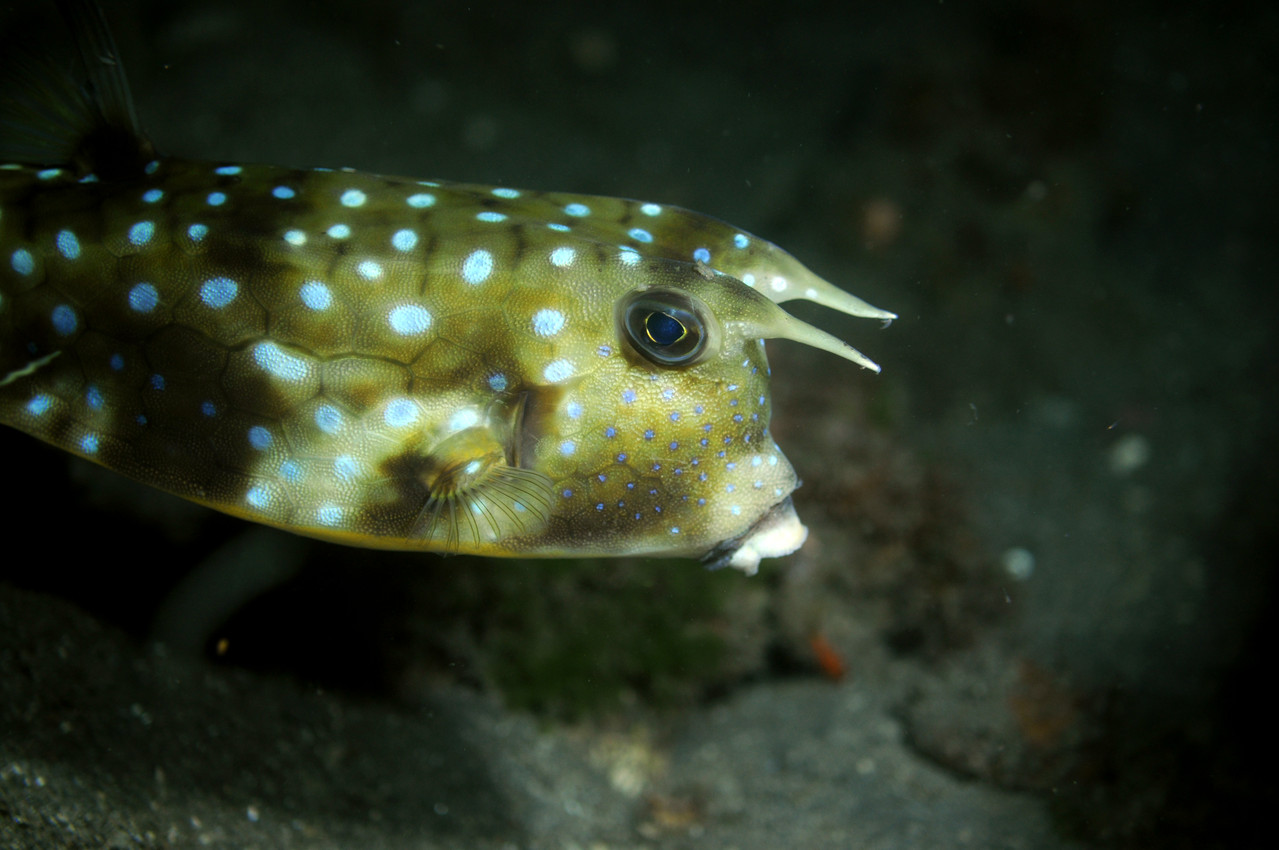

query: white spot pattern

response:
[56,229,80,259]
[300,281,332,310]
[199,277,238,309]
[253,342,310,382]
[388,304,432,335]
[384,397,418,428]
[531,309,566,337]
[543,359,574,383]
[128,283,159,313]
[127,221,155,246]
[392,229,418,251]
[461,249,494,285]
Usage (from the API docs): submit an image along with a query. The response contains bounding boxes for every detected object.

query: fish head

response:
[514,252,880,572]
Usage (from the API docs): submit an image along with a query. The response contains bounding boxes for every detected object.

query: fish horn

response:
[767,310,884,372]
[781,275,898,324]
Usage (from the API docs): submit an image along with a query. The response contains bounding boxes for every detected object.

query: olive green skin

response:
[0,158,886,562]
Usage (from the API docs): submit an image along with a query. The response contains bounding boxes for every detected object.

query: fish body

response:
[0,4,893,572]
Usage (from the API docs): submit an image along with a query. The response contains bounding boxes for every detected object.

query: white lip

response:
[716,497,809,575]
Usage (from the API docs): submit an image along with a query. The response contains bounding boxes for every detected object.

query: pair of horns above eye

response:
[619,268,894,373]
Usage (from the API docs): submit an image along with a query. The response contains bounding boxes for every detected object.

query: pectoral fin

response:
[411,426,554,549]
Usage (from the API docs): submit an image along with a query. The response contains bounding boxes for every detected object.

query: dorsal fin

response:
[0,0,154,177]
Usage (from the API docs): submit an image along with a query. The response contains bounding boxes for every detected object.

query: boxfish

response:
[0,1,894,573]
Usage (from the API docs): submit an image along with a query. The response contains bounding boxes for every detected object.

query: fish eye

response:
[644,310,687,346]
[620,290,712,367]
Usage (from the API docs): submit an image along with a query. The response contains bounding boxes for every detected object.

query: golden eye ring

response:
[644,310,688,346]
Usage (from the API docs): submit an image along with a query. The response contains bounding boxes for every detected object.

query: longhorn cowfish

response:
[0,3,894,573]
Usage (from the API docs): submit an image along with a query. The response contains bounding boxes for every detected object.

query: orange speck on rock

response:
[1008,659,1079,750]
[809,633,847,681]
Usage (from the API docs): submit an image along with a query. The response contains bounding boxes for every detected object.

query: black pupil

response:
[645,311,685,346]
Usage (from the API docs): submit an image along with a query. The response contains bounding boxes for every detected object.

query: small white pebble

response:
[1108,433,1150,475]
[1002,547,1035,581]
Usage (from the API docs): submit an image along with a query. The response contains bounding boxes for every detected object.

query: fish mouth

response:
[700,496,808,575]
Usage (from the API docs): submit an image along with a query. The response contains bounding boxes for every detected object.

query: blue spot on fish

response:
[11,249,35,276]
[199,277,238,309]
[532,309,565,337]
[248,426,273,450]
[314,404,343,434]
[300,281,332,311]
[56,229,80,259]
[388,304,432,335]
[543,359,574,383]
[392,229,418,251]
[128,283,158,312]
[51,304,77,335]
[384,398,418,428]
[461,249,494,285]
[246,486,270,510]
[253,342,310,382]
[334,455,360,482]
[127,221,154,246]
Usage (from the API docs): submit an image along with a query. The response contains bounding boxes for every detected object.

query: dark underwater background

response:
[2,0,1276,847]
